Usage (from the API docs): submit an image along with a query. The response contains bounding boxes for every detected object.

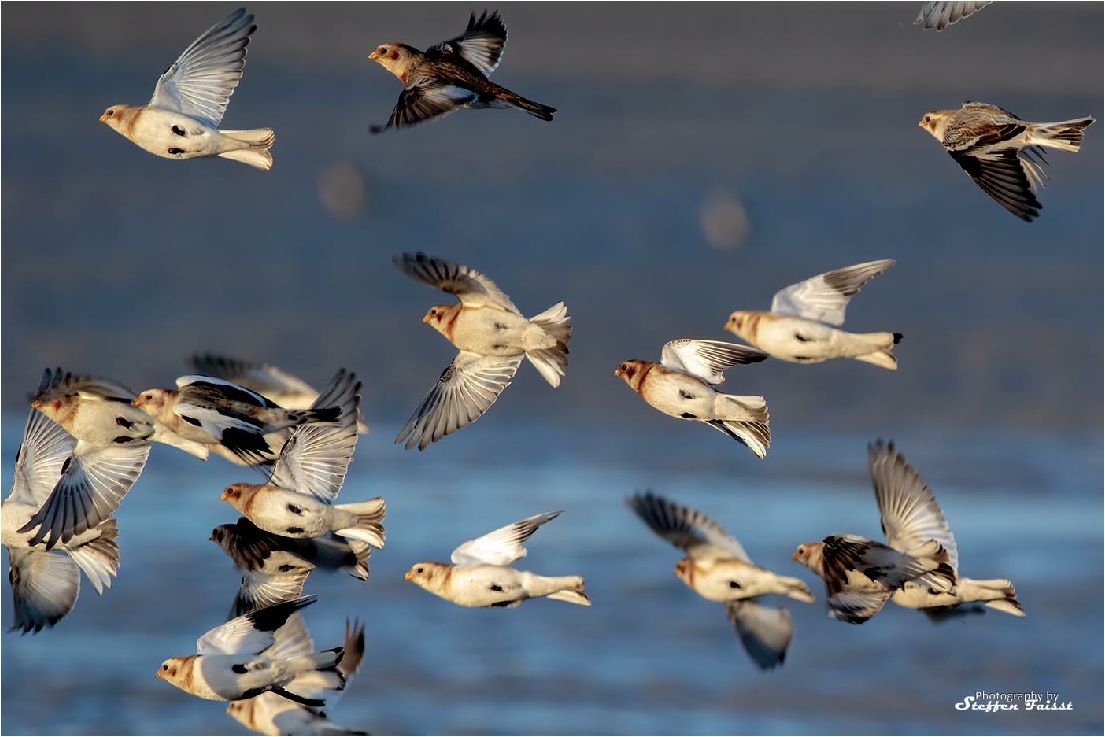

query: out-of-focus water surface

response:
[1,2,1102,736]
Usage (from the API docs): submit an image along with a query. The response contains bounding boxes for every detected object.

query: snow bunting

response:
[212,518,373,618]
[188,353,370,434]
[405,510,590,608]
[792,534,954,624]
[724,260,902,370]
[133,374,343,466]
[393,252,571,451]
[919,101,1095,221]
[99,7,274,169]
[627,492,813,670]
[914,1,992,31]
[219,370,387,549]
[156,596,345,704]
[226,618,369,736]
[614,339,771,458]
[368,10,555,133]
[3,409,121,633]
[20,369,151,549]
[868,440,1024,620]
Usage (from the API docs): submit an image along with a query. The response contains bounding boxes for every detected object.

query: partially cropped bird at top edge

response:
[99,7,274,169]
[914,1,992,31]
[919,101,1094,222]
[368,9,555,133]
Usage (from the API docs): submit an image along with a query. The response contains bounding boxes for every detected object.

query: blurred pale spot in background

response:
[318,161,369,220]
[700,189,750,251]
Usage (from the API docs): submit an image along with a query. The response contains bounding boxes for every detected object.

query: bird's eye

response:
[923,115,930,123]
[161,664,169,671]
[416,566,424,574]
[618,364,626,372]
[728,580,742,589]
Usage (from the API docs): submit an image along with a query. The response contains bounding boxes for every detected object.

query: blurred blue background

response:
[1,2,1102,735]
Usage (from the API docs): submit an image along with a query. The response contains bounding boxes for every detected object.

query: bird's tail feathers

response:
[525,302,571,388]
[335,497,387,549]
[706,417,771,460]
[779,576,816,603]
[497,91,556,121]
[68,519,120,594]
[543,576,591,606]
[218,126,275,171]
[961,578,1025,617]
[278,647,346,706]
[1028,117,1095,153]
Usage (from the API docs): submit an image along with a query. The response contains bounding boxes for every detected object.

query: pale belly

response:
[129,110,225,159]
[450,311,532,356]
[643,373,716,421]
[753,317,837,362]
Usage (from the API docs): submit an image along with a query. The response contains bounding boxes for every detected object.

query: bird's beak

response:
[154,669,162,679]
[421,314,431,324]
[369,50,379,61]
[404,570,414,581]
[219,490,230,501]
[209,532,217,542]
[99,112,109,123]
[29,399,42,409]
[791,551,800,562]
[917,120,924,127]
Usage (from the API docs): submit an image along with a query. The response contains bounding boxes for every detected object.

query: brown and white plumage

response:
[614,340,771,458]
[188,353,370,434]
[133,373,342,466]
[99,7,274,169]
[792,534,952,624]
[212,517,373,619]
[155,596,345,704]
[368,10,555,133]
[919,101,1095,221]
[3,408,122,633]
[869,439,1025,620]
[393,252,571,451]
[627,492,813,670]
[219,371,386,549]
[226,618,369,736]
[724,260,902,370]
[914,1,992,31]
[18,368,151,549]
[405,511,590,608]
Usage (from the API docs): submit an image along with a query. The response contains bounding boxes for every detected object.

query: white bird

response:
[188,353,370,434]
[724,260,902,370]
[627,492,814,670]
[219,370,386,549]
[405,511,590,608]
[19,368,151,549]
[99,7,275,169]
[3,408,121,633]
[393,252,571,451]
[133,374,342,466]
[155,596,345,704]
[614,339,771,458]
[226,618,370,736]
[869,439,1024,620]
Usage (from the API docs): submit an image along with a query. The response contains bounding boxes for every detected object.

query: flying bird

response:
[188,353,370,434]
[393,252,571,451]
[368,10,555,133]
[405,510,590,608]
[19,368,151,549]
[919,101,1095,221]
[99,7,274,169]
[614,339,771,458]
[914,1,992,31]
[155,596,345,704]
[627,492,814,670]
[211,517,373,619]
[226,618,370,735]
[219,370,387,549]
[3,408,121,633]
[724,260,902,370]
[133,374,342,466]
[868,440,1024,620]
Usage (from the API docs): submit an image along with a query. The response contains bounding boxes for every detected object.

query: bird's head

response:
[614,360,648,390]
[422,304,458,336]
[155,659,179,681]
[405,561,445,590]
[918,110,950,140]
[673,558,694,587]
[99,105,132,131]
[724,311,752,338]
[220,483,250,509]
[131,388,171,413]
[369,43,415,77]
[792,542,818,568]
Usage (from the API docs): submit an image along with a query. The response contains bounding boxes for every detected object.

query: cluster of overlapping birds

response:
[3,0,1089,734]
